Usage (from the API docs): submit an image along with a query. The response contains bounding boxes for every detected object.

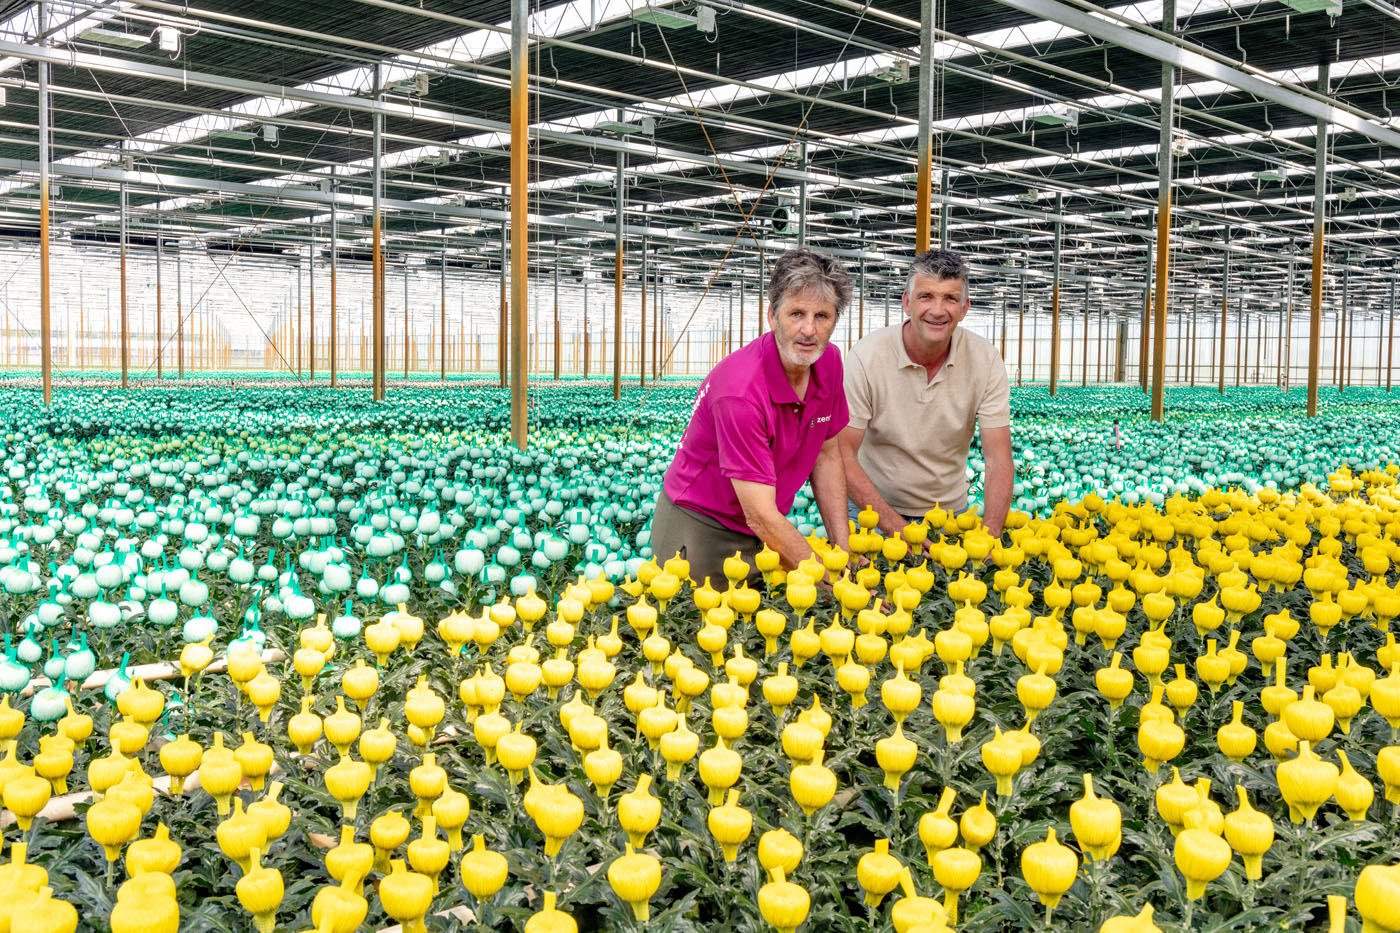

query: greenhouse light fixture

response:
[632,5,697,29]
[1279,0,1341,15]
[81,27,149,49]
[1030,103,1078,127]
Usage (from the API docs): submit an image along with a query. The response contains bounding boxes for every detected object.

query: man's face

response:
[903,273,970,348]
[767,287,838,370]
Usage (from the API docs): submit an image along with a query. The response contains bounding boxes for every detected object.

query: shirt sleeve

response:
[712,395,777,486]
[843,350,872,431]
[977,344,1012,430]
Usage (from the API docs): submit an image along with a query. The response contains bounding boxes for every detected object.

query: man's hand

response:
[731,479,818,572]
[837,426,905,537]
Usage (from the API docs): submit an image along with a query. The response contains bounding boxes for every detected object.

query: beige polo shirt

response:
[844,323,1010,515]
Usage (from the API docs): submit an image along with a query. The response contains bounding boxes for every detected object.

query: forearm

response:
[747,509,817,571]
[810,452,849,552]
[982,456,1014,538]
[841,453,904,536]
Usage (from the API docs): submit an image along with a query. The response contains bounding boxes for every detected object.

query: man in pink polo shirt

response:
[651,247,852,586]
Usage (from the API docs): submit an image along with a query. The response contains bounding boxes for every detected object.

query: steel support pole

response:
[1149,0,1175,421]
[499,220,508,387]
[330,184,338,387]
[553,259,561,380]
[915,0,935,253]
[155,224,162,379]
[1049,195,1062,395]
[441,247,448,382]
[797,142,808,246]
[1016,281,1025,386]
[510,0,528,447]
[38,1,51,402]
[640,233,647,387]
[1189,297,1198,386]
[583,274,591,380]
[1237,306,1246,386]
[1387,272,1395,392]
[939,170,951,250]
[739,276,745,346]
[1284,251,1295,390]
[1082,283,1089,386]
[614,130,624,401]
[372,63,385,400]
[1001,296,1008,360]
[119,181,128,387]
[297,253,303,377]
[858,258,867,340]
[1340,252,1351,390]
[309,227,315,380]
[1219,227,1230,394]
[1307,62,1329,418]
[1139,252,1151,391]
[176,244,183,378]
[403,265,409,379]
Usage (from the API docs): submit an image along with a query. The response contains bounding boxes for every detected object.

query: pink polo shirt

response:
[664,332,848,534]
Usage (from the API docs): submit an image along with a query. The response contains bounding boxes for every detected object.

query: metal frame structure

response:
[0,0,1394,425]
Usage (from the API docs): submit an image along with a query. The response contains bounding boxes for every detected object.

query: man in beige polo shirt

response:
[839,248,1014,537]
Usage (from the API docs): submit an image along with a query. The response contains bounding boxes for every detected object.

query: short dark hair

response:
[906,249,970,301]
[768,247,853,318]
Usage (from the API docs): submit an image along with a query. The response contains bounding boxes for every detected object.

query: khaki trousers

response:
[650,490,762,588]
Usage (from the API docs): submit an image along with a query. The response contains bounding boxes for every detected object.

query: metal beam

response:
[990,0,1400,152]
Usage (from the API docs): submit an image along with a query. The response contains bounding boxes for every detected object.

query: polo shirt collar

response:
[897,323,964,383]
[761,331,815,406]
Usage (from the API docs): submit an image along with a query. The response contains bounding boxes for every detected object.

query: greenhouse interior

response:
[1,0,1400,931]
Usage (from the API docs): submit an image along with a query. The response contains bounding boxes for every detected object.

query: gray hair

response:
[905,249,970,301]
[768,247,853,318]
